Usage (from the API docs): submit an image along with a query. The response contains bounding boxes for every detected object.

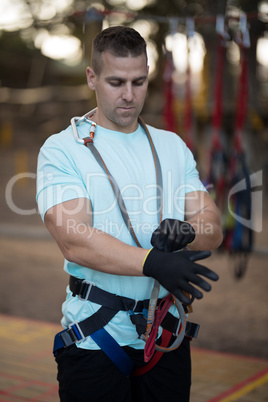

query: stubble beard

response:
[109,105,141,130]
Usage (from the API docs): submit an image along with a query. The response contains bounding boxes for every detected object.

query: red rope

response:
[184,65,193,150]
[163,54,176,132]
[234,47,249,154]
[211,42,225,151]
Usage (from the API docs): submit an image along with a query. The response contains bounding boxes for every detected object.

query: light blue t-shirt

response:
[36,119,206,350]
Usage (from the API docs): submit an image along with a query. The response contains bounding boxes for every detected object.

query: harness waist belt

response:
[53,311,199,354]
[69,275,161,312]
[68,276,199,340]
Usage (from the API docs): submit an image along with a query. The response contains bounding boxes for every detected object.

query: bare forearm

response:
[44,199,149,277]
[186,210,223,250]
[48,222,148,276]
[184,191,223,251]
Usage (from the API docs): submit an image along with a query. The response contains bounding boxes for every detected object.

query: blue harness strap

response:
[53,325,133,377]
[53,305,134,377]
[53,328,70,354]
[53,305,117,355]
[90,328,134,377]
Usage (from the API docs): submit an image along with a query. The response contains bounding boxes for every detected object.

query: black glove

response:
[143,248,218,304]
[151,219,196,252]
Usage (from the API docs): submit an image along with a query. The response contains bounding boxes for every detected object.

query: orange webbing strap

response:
[142,277,160,345]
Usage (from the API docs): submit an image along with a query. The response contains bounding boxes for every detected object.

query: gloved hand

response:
[143,248,218,304]
[151,219,196,252]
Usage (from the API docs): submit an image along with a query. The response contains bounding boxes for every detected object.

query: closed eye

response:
[133,79,146,86]
[106,76,147,87]
[108,80,124,87]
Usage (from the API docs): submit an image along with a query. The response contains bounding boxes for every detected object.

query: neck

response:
[89,108,139,134]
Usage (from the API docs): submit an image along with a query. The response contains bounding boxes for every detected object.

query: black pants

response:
[55,337,191,402]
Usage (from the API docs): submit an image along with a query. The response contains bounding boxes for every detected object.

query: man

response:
[36,26,222,402]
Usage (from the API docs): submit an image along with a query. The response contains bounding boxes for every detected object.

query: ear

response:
[86,67,96,90]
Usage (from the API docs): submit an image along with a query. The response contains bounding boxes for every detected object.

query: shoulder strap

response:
[139,116,163,223]
[83,117,163,248]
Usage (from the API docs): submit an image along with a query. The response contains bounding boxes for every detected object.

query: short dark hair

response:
[91,26,147,75]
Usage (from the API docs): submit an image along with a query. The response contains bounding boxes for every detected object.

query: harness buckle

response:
[68,321,86,343]
[78,280,95,301]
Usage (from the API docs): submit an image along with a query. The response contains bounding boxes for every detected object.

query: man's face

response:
[87,51,149,133]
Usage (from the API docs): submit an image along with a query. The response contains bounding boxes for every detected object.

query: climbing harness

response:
[53,276,199,377]
[53,109,199,376]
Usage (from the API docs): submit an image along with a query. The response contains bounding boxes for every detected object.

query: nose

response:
[122,83,134,102]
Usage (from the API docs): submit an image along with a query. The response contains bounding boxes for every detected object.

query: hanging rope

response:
[163,51,176,132]
[223,18,253,278]
[207,16,229,215]
[184,60,194,151]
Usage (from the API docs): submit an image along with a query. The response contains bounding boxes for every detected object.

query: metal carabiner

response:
[71,108,97,144]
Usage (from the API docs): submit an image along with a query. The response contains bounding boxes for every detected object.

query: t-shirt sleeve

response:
[36,142,89,222]
[184,142,207,193]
